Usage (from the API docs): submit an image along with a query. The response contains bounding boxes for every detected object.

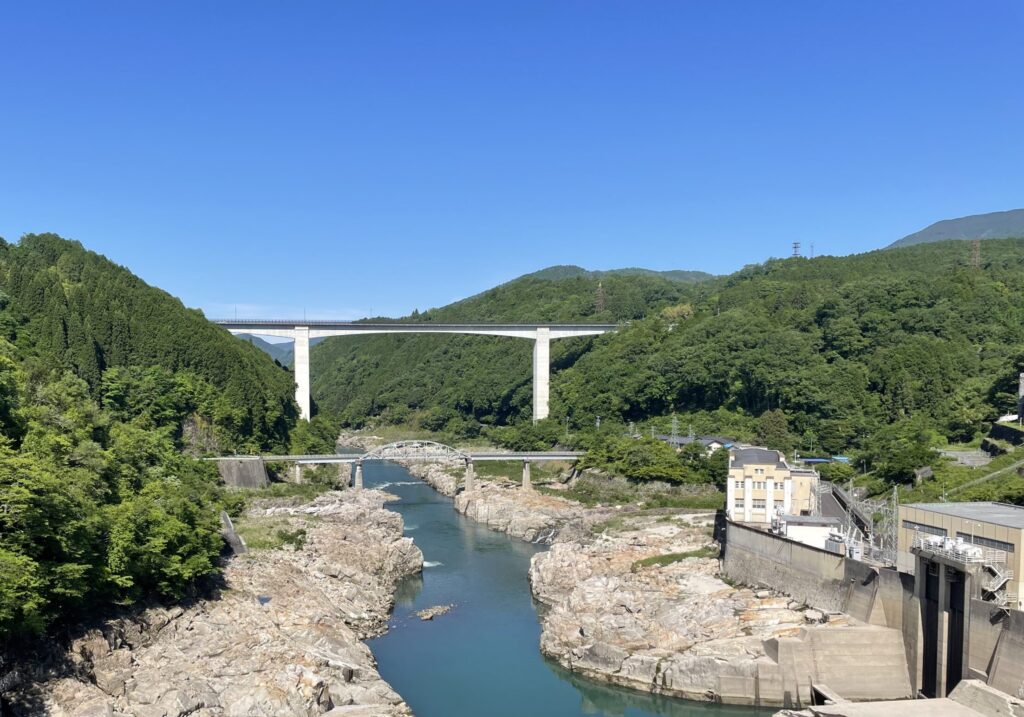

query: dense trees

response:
[0,234,304,642]
[1,234,297,452]
[311,239,1024,487]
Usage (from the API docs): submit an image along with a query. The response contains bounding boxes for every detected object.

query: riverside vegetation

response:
[0,235,340,648]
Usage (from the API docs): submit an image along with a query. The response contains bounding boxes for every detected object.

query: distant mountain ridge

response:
[520,265,714,283]
[889,209,1024,248]
[238,334,294,366]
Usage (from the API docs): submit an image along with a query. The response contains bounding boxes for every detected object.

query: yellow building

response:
[726,447,819,525]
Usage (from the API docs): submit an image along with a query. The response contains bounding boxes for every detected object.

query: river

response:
[362,460,770,717]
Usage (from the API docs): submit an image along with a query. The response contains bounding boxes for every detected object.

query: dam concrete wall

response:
[722,520,851,613]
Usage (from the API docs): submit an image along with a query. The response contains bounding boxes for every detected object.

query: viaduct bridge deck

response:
[210,440,582,490]
[213,319,617,421]
[213,451,584,464]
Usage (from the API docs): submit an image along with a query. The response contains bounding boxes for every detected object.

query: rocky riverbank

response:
[530,510,840,703]
[407,461,885,706]
[406,461,606,543]
[7,489,423,717]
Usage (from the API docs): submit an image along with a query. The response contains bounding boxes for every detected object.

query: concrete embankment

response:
[7,489,423,717]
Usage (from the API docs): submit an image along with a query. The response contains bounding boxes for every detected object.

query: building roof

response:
[904,502,1024,530]
[731,447,788,469]
[780,514,841,526]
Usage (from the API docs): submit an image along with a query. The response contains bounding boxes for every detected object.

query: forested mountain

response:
[238,334,295,367]
[0,234,297,451]
[313,240,1024,481]
[889,209,1024,248]
[0,234,304,642]
[310,272,695,428]
[521,265,714,283]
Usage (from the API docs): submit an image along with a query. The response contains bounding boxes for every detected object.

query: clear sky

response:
[1,2,1022,319]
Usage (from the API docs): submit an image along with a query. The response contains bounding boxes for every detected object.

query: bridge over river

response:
[210,440,583,490]
[212,320,616,421]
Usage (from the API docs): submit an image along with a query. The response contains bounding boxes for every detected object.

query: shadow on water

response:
[363,459,770,717]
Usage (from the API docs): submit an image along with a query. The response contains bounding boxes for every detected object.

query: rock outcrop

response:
[530,512,912,707]
[9,490,422,717]
[405,462,461,497]
[454,482,590,543]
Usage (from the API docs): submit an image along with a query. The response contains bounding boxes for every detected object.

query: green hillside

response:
[0,234,304,642]
[0,234,298,451]
[889,208,1024,248]
[315,240,1024,491]
[310,272,695,428]
[238,333,294,367]
[522,265,715,283]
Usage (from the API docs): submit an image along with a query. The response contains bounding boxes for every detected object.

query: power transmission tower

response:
[670,415,680,442]
[971,238,981,269]
[595,281,606,314]
[810,242,815,259]
[792,242,801,258]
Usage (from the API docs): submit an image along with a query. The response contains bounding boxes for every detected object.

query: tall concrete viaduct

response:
[213,320,616,421]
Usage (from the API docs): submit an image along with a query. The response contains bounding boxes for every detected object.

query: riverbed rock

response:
[529,511,836,703]
[406,461,461,497]
[415,604,454,621]
[9,489,422,717]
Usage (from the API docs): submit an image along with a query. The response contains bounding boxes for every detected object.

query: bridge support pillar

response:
[354,461,364,490]
[292,463,303,483]
[294,326,311,421]
[465,460,476,492]
[522,460,532,491]
[532,328,550,423]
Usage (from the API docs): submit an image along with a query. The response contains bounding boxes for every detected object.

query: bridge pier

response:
[532,328,550,423]
[465,459,476,492]
[293,327,311,420]
[522,460,532,491]
[292,463,303,483]
[354,461,364,490]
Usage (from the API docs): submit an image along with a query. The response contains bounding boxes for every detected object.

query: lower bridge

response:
[210,440,583,491]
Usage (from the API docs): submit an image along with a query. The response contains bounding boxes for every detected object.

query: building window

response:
[755,468,765,475]
[957,532,1015,553]
[903,520,946,537]
[752,499,766,510]
[734,498,745,508]
[735,480,743,490]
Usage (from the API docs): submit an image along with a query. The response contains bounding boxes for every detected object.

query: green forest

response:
[0,235,313,643]
[311,239,1024,486]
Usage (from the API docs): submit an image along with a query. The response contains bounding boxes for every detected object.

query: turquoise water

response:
[363,461,769,717]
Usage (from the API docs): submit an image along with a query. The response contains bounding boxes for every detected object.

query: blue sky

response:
[1,2,1022,319]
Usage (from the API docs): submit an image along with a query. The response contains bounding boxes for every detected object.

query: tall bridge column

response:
[464,459,476,492]
[354,461,364,490]
[522,460,532,491]
[532,327,550,423]
[294,326,311,420]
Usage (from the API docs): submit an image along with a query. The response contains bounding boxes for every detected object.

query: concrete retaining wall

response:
[987,609,1024,695]
[216,458,269,488]
[967,599,1008,681]
[989,422,1024,446]
[723,521,850,613]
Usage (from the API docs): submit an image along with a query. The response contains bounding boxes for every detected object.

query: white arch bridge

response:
[210,440,583,491]
[213,320,616,421]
